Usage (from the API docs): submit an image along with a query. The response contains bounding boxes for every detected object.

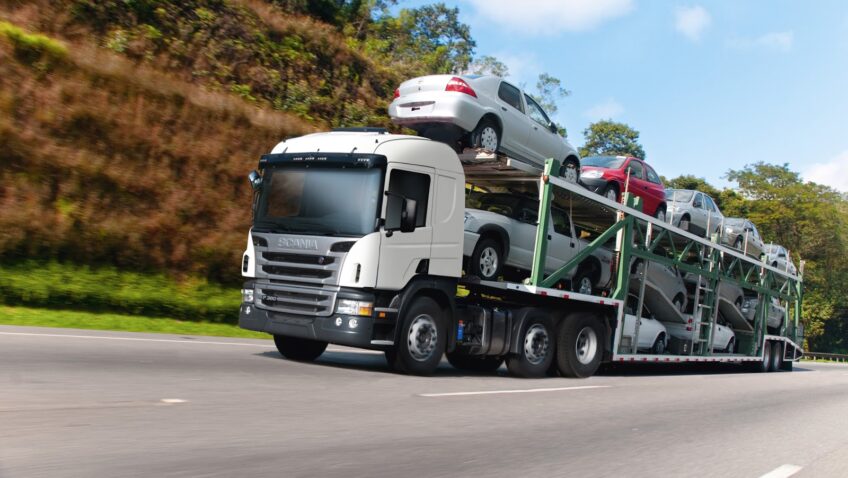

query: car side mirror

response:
[248,170,262,190]
[549,123,558,134]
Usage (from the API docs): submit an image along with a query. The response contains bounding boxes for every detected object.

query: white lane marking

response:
[160,398,188,404]
[759,464,802,478]
[418,385,610,398]
[0,331,379,354]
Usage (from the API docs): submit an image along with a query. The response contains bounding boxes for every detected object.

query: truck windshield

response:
[254,167,382,236]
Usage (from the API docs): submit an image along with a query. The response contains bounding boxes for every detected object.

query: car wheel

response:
[470,237,502,281]
[561,159,579,183]
[654,206,666,222]
[471,117,500,153]
[273,335,328,362]
[678,215,691,232]
[506,317,554,378]
[602,184,619,203]
[734,237,743,250]
[651,333,666,355]
[725,337,735,354]
[572,266,596,295]
[672,294,685,313]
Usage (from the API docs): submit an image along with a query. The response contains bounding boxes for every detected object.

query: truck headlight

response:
[242,288,254,303]
[581,170,603,179]
[336,299,374,316]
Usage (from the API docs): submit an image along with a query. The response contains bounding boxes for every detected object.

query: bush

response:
[0,261,241,323]
[0,21,67,64]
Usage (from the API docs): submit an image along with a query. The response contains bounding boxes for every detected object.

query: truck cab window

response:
[386,169,430,229]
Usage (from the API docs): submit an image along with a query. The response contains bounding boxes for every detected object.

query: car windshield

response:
[665,190,693,202]
[476,193,524,219]
[254,167,382,236]
[581,156,626,169]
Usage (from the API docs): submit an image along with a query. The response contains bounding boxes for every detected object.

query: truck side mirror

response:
[400,198,417,233]
[248,170,262,190]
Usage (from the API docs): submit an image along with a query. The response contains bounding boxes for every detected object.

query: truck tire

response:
[273,335,328,362]
[446,351,503,373]
[750,340,771,373]
[392,297,446,376]
[506,316,555,378]
[470,237,503,281]
[770,341,783,372]
[556,312,604,378]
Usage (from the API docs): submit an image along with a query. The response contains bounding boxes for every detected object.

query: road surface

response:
[1,325,847,478]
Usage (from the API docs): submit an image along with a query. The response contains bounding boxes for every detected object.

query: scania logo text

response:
[277,237,319,250]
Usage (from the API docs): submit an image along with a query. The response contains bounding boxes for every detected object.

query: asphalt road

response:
[1,325,847,478]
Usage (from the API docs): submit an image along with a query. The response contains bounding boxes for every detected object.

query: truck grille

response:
[252,233,346,286]
[257,284,336,317]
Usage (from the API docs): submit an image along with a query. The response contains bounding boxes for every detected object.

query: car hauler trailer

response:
[238,129,803,377]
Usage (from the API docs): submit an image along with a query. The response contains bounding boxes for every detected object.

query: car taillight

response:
[393,88,400,99]
[445,77,477,97]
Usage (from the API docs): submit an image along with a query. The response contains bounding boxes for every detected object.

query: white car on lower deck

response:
[462,192,612,293]
[388,74,581,181]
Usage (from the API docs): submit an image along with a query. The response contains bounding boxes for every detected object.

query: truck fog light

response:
[335,317,343,327]
[242,289,254,303]
[349,318,358,329]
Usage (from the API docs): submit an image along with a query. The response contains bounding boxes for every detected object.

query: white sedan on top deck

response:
[388,74,581,182]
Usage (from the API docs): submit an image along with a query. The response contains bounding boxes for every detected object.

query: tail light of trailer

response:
[393,88,400,99]
[445,77,477,98]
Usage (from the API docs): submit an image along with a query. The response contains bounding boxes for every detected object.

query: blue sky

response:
[403,1,848,191]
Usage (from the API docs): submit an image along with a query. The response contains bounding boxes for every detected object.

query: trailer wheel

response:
[750,340,772,373]
[556,313,604,378]
[273,335,328,362]
[506,317,554,378]
[392,297,446,376]
[446,352,503,373]
[770,341,783,372]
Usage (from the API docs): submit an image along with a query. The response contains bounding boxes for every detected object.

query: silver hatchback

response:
[389,74,581,181]
[665,189,724,238]
[722,218,764,260]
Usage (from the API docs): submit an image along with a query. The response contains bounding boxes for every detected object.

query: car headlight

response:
[242,288,254,303]
[581,170,603,179]
[336,299,374,316]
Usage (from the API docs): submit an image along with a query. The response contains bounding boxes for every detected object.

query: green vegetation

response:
[0,20,67,64]
[0,306,268,339]
[0,262,240,323]
[580,120,647,159]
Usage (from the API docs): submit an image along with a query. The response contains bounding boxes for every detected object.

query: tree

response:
[579,120,645,159]
[530,73,570,116]
[467,55,508,77]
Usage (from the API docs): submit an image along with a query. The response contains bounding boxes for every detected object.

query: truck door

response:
[376,164,434,290]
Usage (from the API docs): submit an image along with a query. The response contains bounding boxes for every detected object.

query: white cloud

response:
[585,98,624,120]
[804,151,848,192]
[675,5,711,42]
[490,51,541,85]
[466,0,634,35]
[728,31,795,52]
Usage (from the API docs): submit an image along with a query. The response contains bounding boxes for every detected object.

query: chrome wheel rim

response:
[480,126,498,151]
[478,246,498,278]
[605,189,617,202]
[524,324,550,365]
[563,165,578,183]
[656,210,666,222]
[407,314,438,362]
[575,326,598,365]
[577,276,593,295]
[680,219,689,231]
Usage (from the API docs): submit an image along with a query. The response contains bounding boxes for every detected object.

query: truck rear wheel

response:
[391,297,446,376]
[556,312,603,378]
[506,316,554,378]
[770,341,783,372]
[750,340,772,372]
[446,352,503,373]
[273,335,328,362]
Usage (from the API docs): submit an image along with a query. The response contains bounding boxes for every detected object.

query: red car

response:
[579,155,667,220]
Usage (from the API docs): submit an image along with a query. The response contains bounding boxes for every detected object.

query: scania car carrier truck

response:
[238,128,803,378]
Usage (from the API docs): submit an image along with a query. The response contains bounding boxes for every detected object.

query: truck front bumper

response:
[239,285,392,349]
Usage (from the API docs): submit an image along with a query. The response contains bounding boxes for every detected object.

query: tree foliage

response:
[467,55,508,77]
[579,120,646,159]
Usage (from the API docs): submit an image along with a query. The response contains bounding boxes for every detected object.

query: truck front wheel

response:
[506,316,554,378]
[274,335,328,362]
[392,297,446,376]
[556,312,604,378]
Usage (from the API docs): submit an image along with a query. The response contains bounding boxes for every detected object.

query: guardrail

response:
[803,352,848,362]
